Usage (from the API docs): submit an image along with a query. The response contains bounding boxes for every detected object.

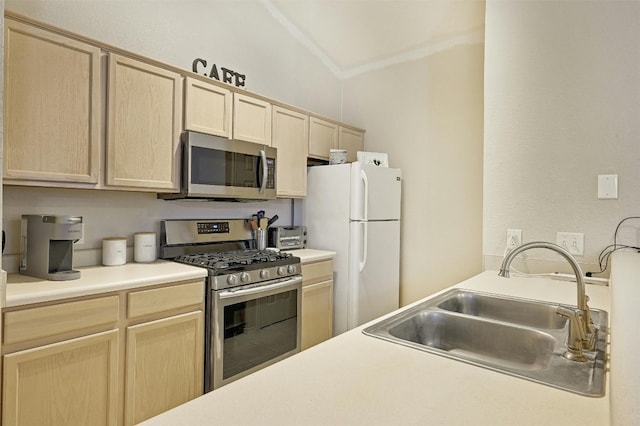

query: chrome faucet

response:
[498,241,596,362]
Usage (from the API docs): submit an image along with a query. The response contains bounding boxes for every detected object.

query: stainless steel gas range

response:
[160,219,302,392]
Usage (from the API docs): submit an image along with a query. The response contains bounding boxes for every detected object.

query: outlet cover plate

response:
[556,232,584,256]
[506,229,522,254]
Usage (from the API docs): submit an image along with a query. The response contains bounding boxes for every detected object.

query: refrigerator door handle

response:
[361,169,369,221]
[359,222,368,272]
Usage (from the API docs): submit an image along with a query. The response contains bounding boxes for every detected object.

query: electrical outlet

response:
[505,229,522,255]
[556,232,584,256]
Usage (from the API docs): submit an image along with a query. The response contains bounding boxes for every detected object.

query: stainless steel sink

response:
[363,288,608,397]
[437,291,567,329]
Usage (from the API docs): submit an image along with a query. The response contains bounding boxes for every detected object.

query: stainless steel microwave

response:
[159,131,277,201]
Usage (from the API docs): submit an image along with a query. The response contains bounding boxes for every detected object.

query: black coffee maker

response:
[19,215,83,281]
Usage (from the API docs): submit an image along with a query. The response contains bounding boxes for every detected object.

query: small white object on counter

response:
[134,232,157,263]
[102,237,126,266]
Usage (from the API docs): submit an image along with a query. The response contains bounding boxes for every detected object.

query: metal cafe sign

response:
[192,58,246,88]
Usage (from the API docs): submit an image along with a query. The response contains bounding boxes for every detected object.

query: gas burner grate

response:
[174,249,296,272]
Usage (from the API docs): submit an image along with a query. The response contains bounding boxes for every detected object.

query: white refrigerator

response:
[304,162,401,335]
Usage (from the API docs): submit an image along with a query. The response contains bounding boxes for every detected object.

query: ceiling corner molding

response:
[260,0,345,79]
[341,29,485,80]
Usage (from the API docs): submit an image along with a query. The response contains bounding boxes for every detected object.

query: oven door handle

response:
[218,276,302,299]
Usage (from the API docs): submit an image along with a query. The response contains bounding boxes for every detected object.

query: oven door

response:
[208,275,302,390]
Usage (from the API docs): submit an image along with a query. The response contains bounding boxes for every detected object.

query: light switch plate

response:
[598,174,618,199]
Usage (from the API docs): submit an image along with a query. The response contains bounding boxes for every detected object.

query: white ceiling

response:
[263,0,485,79]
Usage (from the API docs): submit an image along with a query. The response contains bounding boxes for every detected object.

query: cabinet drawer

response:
[127,280,204,319]
[301,260,333,286]
[4,296,119,346]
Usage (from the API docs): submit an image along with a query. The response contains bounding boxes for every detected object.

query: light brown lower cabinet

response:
[125,311,204,426]
[1,279,205,426]
[301,259,334,350]
[3,330,120,426]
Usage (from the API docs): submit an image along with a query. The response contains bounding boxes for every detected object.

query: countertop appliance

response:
[268,226,307,250]
[305,162,401,335]
[160,219,301,392]
[158,131,277,202]
[20,214,83,281]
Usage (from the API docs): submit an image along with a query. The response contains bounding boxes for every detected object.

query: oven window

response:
[222,288,298,380]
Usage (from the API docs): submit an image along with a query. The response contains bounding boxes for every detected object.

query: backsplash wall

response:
[2,186,294,272]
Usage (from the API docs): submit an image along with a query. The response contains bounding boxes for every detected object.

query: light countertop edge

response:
[5,261,208,307]
[287,248,336,263]
[139,269,612,426]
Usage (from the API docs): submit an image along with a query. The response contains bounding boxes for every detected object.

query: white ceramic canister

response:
[102,237,127,266]
[134,232,157,263]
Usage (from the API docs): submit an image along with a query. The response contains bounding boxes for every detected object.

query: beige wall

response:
[484,0,640,276]
[342,42,485,305]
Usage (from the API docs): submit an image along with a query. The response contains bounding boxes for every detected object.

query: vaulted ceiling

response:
[263,0,485,78]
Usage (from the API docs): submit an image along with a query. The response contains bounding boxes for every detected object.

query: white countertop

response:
[140,270,611,426]
[287,248,336,263]
[5,261,208,307]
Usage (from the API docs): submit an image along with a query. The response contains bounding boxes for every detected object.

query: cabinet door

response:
[107,53,182,191]
[3,330,119,426]
[184,77,232,137]
[125,311,204,426]
[4,18,101,184]
[272,106,309,198]
[309,116,338,160]
[233,93,272,145]
[301,280,334,350]
[338,127,365,163]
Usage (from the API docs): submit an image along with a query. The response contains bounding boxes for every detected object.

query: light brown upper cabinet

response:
[338,126,365,163]
[3,18,101,184]
[184,77,232,138]
[106,53,182,191]
[272,106,309,198]
[233,93,272,145]
[308,116,338,160]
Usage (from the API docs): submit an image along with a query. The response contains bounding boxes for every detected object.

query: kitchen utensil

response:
[255,229,267,250]
[267,215,279,227]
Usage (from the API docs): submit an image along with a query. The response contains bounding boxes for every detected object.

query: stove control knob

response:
[277,266,286,276]
[260,269,270,279]
[226,275,238,286]
[287,265,297,274]
[240,272,250,283]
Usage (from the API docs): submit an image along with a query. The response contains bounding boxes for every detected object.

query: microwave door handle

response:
[259,149,267,193]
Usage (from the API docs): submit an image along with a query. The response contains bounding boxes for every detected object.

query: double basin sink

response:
[363,288,608,396]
